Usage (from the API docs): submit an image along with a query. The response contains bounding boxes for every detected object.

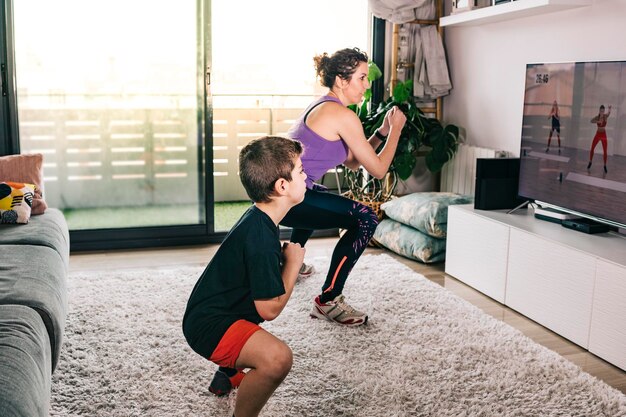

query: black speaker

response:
[474,158,524,210]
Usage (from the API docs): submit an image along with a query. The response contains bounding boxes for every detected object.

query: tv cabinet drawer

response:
[445,205,509,303]
[506,228,595,348]
[589,260,626,370]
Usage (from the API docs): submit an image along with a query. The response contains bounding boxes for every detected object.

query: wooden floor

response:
[70,236,626,395]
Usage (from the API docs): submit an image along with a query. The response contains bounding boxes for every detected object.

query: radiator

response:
[440,143,507,196]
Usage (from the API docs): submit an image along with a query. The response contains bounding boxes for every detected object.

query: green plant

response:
[345,63,460,201]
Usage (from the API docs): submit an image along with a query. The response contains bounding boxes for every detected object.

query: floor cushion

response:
[381,192,473,238]
[373,218,446,263]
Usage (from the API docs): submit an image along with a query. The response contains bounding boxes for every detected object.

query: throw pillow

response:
[0,182,35,224]
[0,153,48,215]
[372,218,447,264]
[381,192,473,238]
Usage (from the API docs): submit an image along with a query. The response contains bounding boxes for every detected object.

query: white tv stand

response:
[445,204,626,371]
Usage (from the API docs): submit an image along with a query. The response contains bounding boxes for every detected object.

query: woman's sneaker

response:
[310,294,368,326]
[298,262,316,280]
[208,369,246,396]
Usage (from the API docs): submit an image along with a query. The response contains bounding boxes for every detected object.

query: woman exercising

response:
[280,47,406,326]
[546,100,561,153]
[588,104,611,173]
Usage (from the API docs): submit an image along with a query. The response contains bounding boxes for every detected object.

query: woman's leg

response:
[290,228,314,247]
[281,189,379,302]
[588,133,601,168]
[546,130,552,150]
[600,135,608,165]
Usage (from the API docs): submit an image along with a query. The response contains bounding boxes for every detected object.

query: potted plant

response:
[344,63,460,207]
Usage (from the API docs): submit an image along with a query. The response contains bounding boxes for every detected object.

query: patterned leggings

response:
[280,188,379,302]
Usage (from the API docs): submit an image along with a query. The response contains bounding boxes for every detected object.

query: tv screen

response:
[518,60,626,229]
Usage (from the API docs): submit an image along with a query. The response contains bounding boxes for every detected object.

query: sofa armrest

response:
[0,246,68,371]
[0,305,51,417]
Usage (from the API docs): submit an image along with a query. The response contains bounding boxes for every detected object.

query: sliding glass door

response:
[3,0,379,249]
[10,0,212,249]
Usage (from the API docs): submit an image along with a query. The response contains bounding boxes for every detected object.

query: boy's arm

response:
[254,242,305,321]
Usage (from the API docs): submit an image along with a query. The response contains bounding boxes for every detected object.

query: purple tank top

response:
[287,96,349,189]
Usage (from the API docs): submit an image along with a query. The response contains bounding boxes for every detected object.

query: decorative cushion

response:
[373,218,447,264]
[0,153,48,215]
[0,182,35,224]
[381,192,473,238]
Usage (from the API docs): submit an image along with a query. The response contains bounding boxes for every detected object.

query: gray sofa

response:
[0,208,69,416]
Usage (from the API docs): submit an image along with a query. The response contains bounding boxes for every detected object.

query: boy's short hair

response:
[239,136,304,203]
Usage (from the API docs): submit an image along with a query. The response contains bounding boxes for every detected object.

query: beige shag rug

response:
[51,254,626,416]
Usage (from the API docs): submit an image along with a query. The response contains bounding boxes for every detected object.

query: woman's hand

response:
[387,106,407,136]
[379,106,406,136]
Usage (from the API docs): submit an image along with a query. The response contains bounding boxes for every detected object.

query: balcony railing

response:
[18,106,304,209]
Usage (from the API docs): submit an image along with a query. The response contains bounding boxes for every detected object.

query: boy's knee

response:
[264,344,293,381]
[275,345,293,375]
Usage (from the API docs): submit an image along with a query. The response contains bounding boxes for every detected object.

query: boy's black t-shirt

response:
[182,205,285,358]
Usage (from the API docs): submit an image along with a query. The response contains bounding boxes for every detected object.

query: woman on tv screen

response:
[587,104,612,173]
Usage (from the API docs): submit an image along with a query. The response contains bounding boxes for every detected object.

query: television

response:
[518,60,626,230]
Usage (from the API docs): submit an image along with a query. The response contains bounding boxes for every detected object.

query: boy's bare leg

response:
[234,329,293,417]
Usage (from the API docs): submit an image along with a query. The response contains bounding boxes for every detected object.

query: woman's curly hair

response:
[313,47,368,88]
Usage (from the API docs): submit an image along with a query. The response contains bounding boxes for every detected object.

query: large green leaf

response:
[393,152,416,180]
[368,61,383,82]
[392,80,412,103]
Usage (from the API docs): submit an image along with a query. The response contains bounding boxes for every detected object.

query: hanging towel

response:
[419,25,451,98]
[412,28,426,97]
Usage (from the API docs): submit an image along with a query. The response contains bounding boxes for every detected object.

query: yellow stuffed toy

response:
[0,182,36,224]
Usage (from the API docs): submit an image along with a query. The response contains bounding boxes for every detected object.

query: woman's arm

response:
[367,108,393,149]
[339,107,405,179]
[344,130,384,170]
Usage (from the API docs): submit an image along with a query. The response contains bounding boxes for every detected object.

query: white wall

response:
[443,0,626,156]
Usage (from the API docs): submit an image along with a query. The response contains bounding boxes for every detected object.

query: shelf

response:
[440,0,591,27]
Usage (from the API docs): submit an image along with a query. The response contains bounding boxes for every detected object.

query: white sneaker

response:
[310,294,368,326]
[298,262,316,280]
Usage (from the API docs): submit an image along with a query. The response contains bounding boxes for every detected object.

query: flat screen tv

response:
[518,60,626,230]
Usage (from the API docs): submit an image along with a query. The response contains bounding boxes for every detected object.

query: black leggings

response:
[280,188,379,302]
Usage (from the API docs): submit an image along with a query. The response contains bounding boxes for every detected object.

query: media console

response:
[445,204,626,371]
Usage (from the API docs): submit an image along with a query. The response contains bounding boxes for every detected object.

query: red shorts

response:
[209,319,261,368]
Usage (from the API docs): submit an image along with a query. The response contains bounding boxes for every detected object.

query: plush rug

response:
[51,254,626,416]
